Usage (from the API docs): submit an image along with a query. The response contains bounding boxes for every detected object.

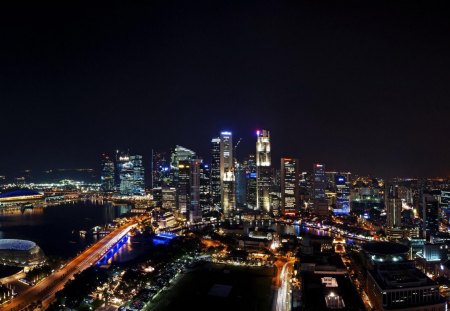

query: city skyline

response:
[1,1,449,178]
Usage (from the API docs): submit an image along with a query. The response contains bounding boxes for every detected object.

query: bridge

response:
[1,220,138,311]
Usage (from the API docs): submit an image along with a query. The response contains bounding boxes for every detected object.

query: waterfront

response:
[0,200,139,261]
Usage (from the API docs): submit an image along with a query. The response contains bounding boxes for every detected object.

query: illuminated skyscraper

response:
[189,159,202,223]
[220,131,235,216]
[334,175,350,215]
[151,150,170,188]
[199,163,211,212]
[130,155,145,195]
[116,151,145,196]
[210,138,221,207]
[256,130,271,213]
[313,163,329,215]
[385,183,402,228]
[177,160,191,217]
[100,153,115,192]
[281,157,299,216]
[245,154,257,209]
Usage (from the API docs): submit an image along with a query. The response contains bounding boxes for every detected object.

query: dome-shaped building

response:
[0,239,45,267]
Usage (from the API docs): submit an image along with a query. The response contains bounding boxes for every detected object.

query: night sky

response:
[1,0,449,178]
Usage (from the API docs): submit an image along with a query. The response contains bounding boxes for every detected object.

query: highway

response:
[1,221,137,311]
[274,260,294,311]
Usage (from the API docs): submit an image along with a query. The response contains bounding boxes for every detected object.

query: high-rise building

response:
[151,150,171,188]
[235,161,247,209]
[334,175,350,215]
[199,162,211,213]
[130,155,145,195]
[189,159,202,223]
[281,157,299,216]
[385,183,402,228]
[100,153,115,192]
[244,155,257,209]
[313,163,329,215]
[210,138,221,207]
[177,160,191,217]
[115,151,145,196]
[220,131,235,216]
[256,130,271,213]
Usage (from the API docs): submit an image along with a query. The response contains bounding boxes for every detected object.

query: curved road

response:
[1,221,137,311]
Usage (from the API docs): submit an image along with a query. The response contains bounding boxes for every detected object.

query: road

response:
[274,260,294,311]
[1,221,137,311]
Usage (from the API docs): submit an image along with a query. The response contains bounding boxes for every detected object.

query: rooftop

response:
[0,189,42,199]
[0,239,37,251]
[362,241,409,255]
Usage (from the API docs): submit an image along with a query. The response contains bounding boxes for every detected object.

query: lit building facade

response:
[220,131,235,216]
[334,175,350,215]
[177,160,191,217]
[385,183,402,228]
[281,157,299,216]
[313,163,329,215]
[100,153,115,192]
[116,151,145,196]
[245,154,257,209]
[210,137,221,207]
[189,159,202,223]
[256,130,271,213]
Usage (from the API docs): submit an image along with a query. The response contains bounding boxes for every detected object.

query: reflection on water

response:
[0,200,134,260]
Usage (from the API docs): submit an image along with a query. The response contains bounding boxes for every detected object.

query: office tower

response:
[422,193,439,239]
[220,131,235,216]
[116,151,134,195]
[130,155,145,195]
[115,151,145,196]
[177,160,191,217]
[281,157,299,216]
[385,183,402,228]
[256,129,271,213]
[334,175,350,215]
[151,150,170,188]
[210,138,221,207]
[199,163,211,212]
[235,161,247,209]
[100,153,115,192]
[245,154,257,209]
[189,159,202,223]
[313,163,329,215]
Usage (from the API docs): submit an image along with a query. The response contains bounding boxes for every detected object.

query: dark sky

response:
[1,0,449,178]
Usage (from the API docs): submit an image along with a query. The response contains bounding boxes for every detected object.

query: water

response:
[0,200,140,261]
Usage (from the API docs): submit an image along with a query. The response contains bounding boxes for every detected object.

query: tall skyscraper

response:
[334,175,350,215]
[177,160,191,217]
[385,183,402,228]
[220,131,235,216]
[235,161,247,209]
[199,163,211,212]
[151,150,170,188]
[210,138,221,207]
[189,159,202,223]
[130,155,145,195]
[116,150,145,196]
[313,163,329,215]
[100,153,115,192]
[256,130,271,213]
[281,157,299,216]
[245,154,257,209]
